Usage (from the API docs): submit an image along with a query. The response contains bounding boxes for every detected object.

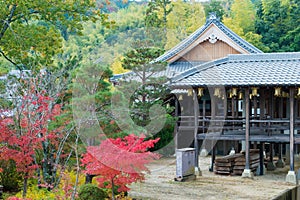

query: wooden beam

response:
[245,88,250,170]
[193,89,199,169]
[289,88,295,171]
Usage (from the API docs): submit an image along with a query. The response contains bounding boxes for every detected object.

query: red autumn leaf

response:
[0,90,65,178]
[81,134,160,193]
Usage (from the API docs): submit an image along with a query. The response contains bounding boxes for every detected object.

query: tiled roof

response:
[171,52,300,87]
[110,61,206,82]
[168,61,205,73]
[109,71,133,82]
[155,14,262,63]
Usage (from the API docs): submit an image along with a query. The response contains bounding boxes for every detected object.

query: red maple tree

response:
[81,134,160,199]
[0,90,63,197]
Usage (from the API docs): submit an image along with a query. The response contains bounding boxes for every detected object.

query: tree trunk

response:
[37,168,41,188]
[22,176,28,198]
[85,174,95,184]
[71,131,80,200]
[111,178,115,200]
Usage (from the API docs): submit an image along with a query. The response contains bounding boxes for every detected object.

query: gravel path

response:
[129,157,295,200]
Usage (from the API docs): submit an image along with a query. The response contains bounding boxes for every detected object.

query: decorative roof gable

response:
[155,13,262,64]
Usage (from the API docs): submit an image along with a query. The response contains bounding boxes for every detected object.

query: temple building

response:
[111,13,300,184]
[163,14,300,184]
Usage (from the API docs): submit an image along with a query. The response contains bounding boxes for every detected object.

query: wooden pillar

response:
[223,93,227,118]
[223,93,227,153]
[253,95,258,150]
[289,88,295,172]
[259,143,265,175]
[270,91,275,118]
[296,99,299,155]
[202,100,206,134]
[242,88,253,178]
[253,91,257,147]
[231,98,235,118]
[267,143,276,171]
[203,100,206,118]
[296,98,298,119]
[279,97,283,118]
[270,144,274,163]
[210,89,216,172]
[245,88,250,170]
[252,96,257,150]
[236,97,239,118]
[260,88,265,126]
[193,89,201,175]
[209,145,216,172]
[174,97,179,150]
[211,92,216,119]
[231,97,236,130]
[279,144,283,160]
[267,89,277,170]
[254,96,258,119]
[276,143,285,168]
[253,93,257,153]
[286,88,297,184]
[277,97,285,168]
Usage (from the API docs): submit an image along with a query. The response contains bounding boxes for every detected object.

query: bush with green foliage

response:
[78,184,107,200]
[0,160,22,192]
[148,114,176,156]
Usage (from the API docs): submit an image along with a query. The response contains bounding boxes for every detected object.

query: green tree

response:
[62,3,147,71]
[229,0,256,33]
[256,0,300,52]
[145,0,172,32]
[0,0,99,70]
[165,0,205,50]
[72,59,116,184]
[72,60,113,140]
[223,0,268,51]
[118,46,175,155]
[204,0,225,21]
[120,47,170,134]
[144,0,172,47]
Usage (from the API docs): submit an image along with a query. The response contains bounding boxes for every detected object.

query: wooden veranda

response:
[171,53,300,183]
[174,86,300,182]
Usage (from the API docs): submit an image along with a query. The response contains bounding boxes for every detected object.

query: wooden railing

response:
[177,116,300,133]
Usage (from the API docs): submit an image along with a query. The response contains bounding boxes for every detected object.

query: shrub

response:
[148,114,176,156]
[59,170,86,199]
[0,160,22,192]
[78,184,107,200]
[15,184,59,200]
